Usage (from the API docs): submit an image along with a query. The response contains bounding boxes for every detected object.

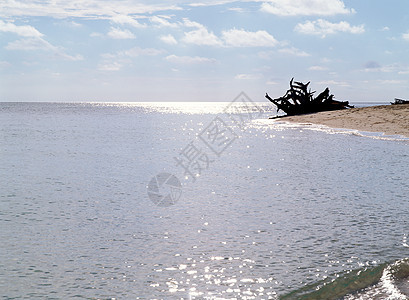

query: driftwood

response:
[391,98,409,105]
[265,78,353,116]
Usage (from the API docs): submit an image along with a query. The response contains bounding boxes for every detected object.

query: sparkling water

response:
[1,102,408,299]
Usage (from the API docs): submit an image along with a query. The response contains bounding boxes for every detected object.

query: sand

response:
[279,104,409,138]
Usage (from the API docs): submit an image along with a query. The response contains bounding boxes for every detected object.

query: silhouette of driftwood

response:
[265,78,353,116]
[391,98,409,105]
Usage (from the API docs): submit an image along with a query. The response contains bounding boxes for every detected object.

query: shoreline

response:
[277,104,409,138]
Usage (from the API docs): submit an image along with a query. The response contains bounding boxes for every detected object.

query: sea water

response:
[0,102,408,299]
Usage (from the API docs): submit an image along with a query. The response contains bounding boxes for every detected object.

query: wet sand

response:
[281,104,409,138]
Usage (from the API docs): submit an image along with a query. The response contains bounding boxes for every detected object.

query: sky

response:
[1,0,409,102]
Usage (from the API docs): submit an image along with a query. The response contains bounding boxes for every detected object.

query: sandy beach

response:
[280,104,409,138]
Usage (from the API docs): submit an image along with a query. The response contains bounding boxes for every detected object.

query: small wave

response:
[280,258,409,300]
[252,119,409,142]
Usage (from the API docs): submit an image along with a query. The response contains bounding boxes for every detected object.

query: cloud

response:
[0,20,43,37]
[6,37,83,61]
[189,0,237,7]
[377,79,407,85]
[317,80,350,87]
[107,27,135,39]
[0,0,182,19]
[150,16,179,28]
[98,46,164,71]
[160,34,178,45]
[362,62,409,74]
[6,37,52,51]
[403,31,409,41]
[165,54,217,64]
[2,21,81,61]
[98,61,123,71]
[309,65,328,71]
[398,69,409,75]
[228,7,245,13]
[278,46,310,56]
[182,23,278,48]
[57,20,83,28]
[181,18,224,46]
[258,47,310,59]
[222,29,278,47]
[260,0,354,16]
[120,47,164,57]
[112,14,146,28]
[182,26,223,46]
[101,47,163,60]
[295,19,364,38]
[182,18,204,28]
[234,73,261,80]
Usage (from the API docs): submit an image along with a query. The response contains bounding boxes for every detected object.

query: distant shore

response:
[280,104,409,138]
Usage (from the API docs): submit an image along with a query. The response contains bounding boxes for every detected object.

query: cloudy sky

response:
[1,0,409,102]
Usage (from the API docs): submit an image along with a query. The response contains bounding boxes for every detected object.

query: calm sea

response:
[1,101,408,299]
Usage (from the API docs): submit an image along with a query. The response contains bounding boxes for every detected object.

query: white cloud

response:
[295,19,364,38]
[6,38,52,51]
[182,18,203,29]
[362,62,409,74]
[278,46,310,56]
[6,37,83,61]
[398,69,409,75]
[317,80,350,87]
[228,7,245,13]
[68,20,81,28]
[182,27,223,46]
[98,46,163,71]
[112,14,146,28]
[0,20,43,37]
[234,73,261,80]
[160,34,178,45]
[2,22,82,61]
[120,47,164,57]
[101,47,163,62]
[222,29,277,47]
[165,54,216,64]
[182,23,279,48]
[107,27,135,39]
[150,16,179,28]
[98,61,123,71]
[0,0,182,19]
[377,79,407,85]
[58,20,83,28]
[309,65,328,71]
[403,31,409,41]
[181,19,223,46]
[189,0,237,7]
[261,0,354,16]
[181,21,278,48]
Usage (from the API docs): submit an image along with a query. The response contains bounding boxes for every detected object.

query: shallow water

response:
[1,102,408,299]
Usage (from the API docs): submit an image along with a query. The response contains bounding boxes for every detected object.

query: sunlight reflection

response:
[91,101,273,115]
[153,254,277,299]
